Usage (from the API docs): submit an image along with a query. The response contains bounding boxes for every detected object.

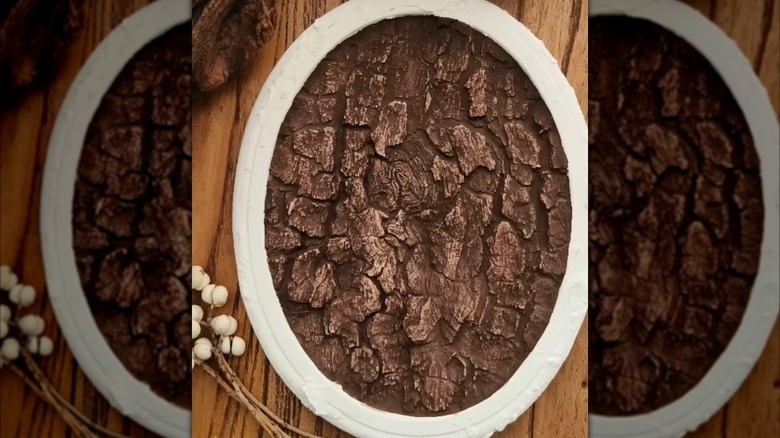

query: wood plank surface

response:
[0,1,162,437]
[1,0,776,437]
[682,0,780,436]
[191,1,588,437]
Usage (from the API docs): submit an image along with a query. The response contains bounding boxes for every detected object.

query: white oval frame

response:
[233,0,587,437]
[588,1,780,438]
[40,1,192,437]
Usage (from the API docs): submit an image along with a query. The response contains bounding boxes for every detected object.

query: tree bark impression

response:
[265,16,572,416]
[72,25,192,408]
[589,17,763,416]
[192,0,276,91]
[0,0,84,106]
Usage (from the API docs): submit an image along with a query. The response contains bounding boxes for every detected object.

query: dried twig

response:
[213,350,321,438]
[6,361,95,438]
[193,265,324,438]
[19,351,132,438]
[211,349,289,438]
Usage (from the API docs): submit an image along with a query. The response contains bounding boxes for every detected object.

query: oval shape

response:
[40,2,192,437]
[266,15,571,416]
[72,23,191,408]
[588,1,779,437]
[234,0,587,436]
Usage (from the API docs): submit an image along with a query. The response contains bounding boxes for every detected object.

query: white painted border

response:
[40,1,191,437]
[589,1,780,438]
[233,0,587,437]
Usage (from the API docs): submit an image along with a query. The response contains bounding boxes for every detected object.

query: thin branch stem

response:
[214,350,321,438]
[212,348,291,438]
[20,350,131,438]
[7,361,95,438]
[197,361,248,406]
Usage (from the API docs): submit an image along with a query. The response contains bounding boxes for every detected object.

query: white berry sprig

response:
[191,265,246,367]
[1,266,54,365]
[191,265,319,438]
[1,265,130,438]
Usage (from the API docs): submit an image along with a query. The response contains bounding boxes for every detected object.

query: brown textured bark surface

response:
[0,0,84,107]
[589,17,764,416]
[71,25,192,408]
[192,0,276,91]
[265,16,571,416]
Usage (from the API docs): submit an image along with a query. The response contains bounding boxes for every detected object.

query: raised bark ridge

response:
[192,0,276,91]
[0,0,84,106]
[266,16,571,416]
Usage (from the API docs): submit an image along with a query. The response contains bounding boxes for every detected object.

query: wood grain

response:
[0,1,163,437]
[683,0,780,436]
[0,0,774,437]
[192,0,587,437]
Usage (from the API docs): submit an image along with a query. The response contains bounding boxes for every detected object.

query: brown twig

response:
[6,361,95,438]
[199,359,313,438]
[196,273,320,438]
[19,350,131,438]
[210,349,289,438]
[213,350,322,438]
[196,361,244,404]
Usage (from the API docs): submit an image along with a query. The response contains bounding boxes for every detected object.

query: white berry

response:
[0,321,8,340]
[0,266,18,291]
[38,336,54,356]
[218,336,231,354]
[18,315,45,336]
[201,284,216,304]
[231,336,247,356]
[9,284,36,307]
[218,335,246,356]
[192,319,201,339]
[192,304,204,322]
[193,338,212,361]
[227,316,238,336]
[192,266,206,290]
[1,338,20,361]
[195,272,211,292]
[8,285,22,303]
[27,337,41,354]
[0,304,11,322]
[211,286,228,307]
[211,315,237,336]
[211,315,230,335]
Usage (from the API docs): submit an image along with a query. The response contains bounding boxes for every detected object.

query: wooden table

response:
[192,1,588,437]
[1,1,160,437]
[1,0,777,437]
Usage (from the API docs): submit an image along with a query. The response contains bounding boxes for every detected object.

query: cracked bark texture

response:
[589,17,763,416]
[265,16,570,416]
[72,25,192,408]
[0,0,84,107]
[192,0,276,91]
